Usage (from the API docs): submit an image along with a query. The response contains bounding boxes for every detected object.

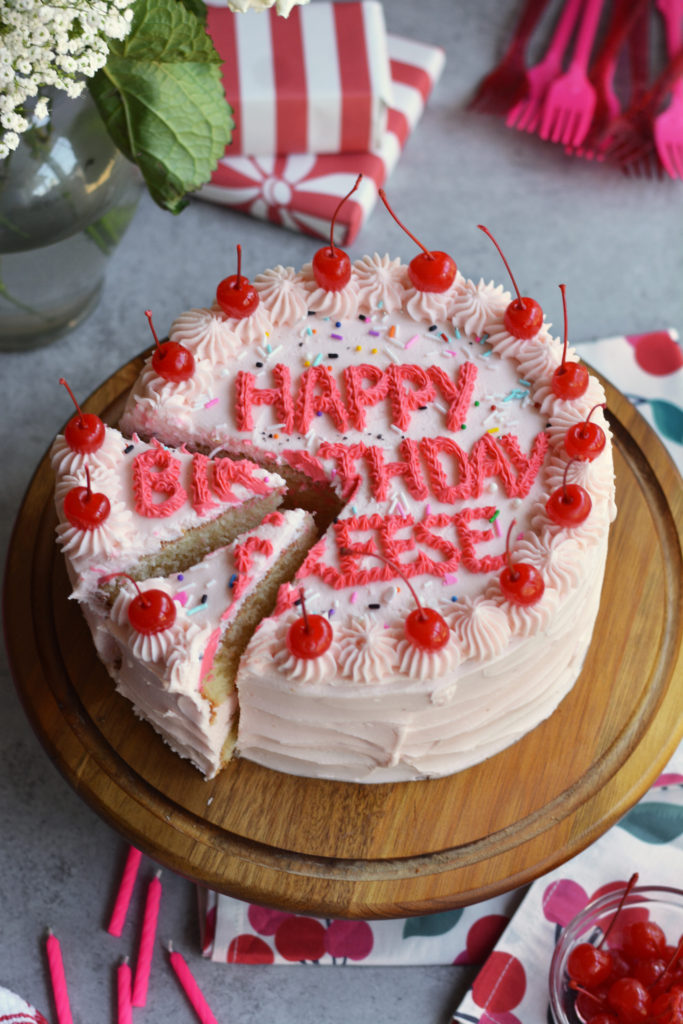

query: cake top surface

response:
[117,253,615,688]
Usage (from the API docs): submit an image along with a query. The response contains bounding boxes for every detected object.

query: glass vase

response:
[0,89,143,351]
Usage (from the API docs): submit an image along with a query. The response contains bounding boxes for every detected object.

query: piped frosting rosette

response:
[446,595,511,662]
[50,428,124,480]
[353,253,409,315]
[111,580,199,666]
[207,301,274,347]
[336,615,402,683]
[56,498,133,562]
[253,265,309,325]
[128,358,214,426]
[299,262,360,319]
[403,270,465,323]
[449,278,510,338]
[169,306,246,364]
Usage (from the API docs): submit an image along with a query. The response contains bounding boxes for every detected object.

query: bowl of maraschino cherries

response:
[549,874,683,1024]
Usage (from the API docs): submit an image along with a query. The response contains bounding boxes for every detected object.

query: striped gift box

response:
[206,1,392,157]
[198,33,446,242]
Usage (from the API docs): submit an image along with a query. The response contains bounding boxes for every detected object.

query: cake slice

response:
[51,424,286,603]
[88,508,317,778]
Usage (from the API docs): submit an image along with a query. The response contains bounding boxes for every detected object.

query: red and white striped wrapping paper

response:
[205,1,392,157]
[198,34,446,242]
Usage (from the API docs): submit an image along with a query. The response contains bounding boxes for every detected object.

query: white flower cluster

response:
[0,0,135,159]
[225,0,309,15]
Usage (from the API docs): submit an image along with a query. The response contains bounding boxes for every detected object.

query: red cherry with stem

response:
[568,943,614,989]
[63,466,111,531]
[565,403,607,461]
[286,588,333,660]
[653,936,683,997]
[216,243,260,318]
[546,460,592,527]
[312,173,362,292]
[498,520,544,605]
[342,548,450,650]
[552,283,589,399]
[378,189,457,293]
[477,225,543,340]
[147,309,195,383]
[60,377,105,454]
[99,572,177,635]
[606,977,651,1023]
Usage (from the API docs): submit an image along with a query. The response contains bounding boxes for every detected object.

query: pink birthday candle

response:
[117,958,133,1024]
[108,846,142,937]
[45,929,74,1024]
[132,869,162,1007]
[168,944,220,1024]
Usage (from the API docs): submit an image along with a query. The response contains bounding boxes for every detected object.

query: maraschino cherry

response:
[100,572,177,635]
[147,309,195,383]
[546,460,592,527]
[378,189,457,293]
[551,283,589,400]
[312,173,362,292]
[565,403,607,462]
[59,377,105,454]
[499,520,545,605]
[63,466,111,531]
[344,548,450,651]
[477,224,543,340]
[287,588,333,659]
[216,243,260,318]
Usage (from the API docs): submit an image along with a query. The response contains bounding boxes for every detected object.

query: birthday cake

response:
[53,195,616,783]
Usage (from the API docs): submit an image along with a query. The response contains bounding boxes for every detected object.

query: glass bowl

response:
[549,884,683,1024]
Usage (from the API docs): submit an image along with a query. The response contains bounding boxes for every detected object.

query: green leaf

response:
[402,908,463,939]
[618,802,683,844]
[89,0,233,214]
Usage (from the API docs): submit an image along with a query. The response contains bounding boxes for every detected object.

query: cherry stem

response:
[145,310,162,352]
[328,173,362,257]
[235,244,243,290]
[598,872,639,948]
[581,403,607,435]
[562,459,574,500]
[340,546,427,619]
[378,189,434,261]
[98,571,150,607]
[85,465,92,499]
[568,981,603,1006]
[559,282,569,369]
[298,587,310,633]
[59,377,85,426]
[657,932,683,991]
[505,519,520,579]
[477,225,525,308]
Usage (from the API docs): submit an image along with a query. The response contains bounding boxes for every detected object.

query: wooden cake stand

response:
[4,355,682,919]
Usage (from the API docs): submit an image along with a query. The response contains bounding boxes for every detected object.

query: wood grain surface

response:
[4,354,682,919]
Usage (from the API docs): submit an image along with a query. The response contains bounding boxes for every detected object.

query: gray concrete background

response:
[1,0,682,1020]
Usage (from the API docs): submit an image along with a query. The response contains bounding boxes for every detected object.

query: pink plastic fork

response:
[539,0,606,147]
[468,0,552,116]
[506,0,584,134]
[654,0,683,178]
[601,45,683,170]
[571,0,651,159]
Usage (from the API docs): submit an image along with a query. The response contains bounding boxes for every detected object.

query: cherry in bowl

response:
[548,883,683,1024]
